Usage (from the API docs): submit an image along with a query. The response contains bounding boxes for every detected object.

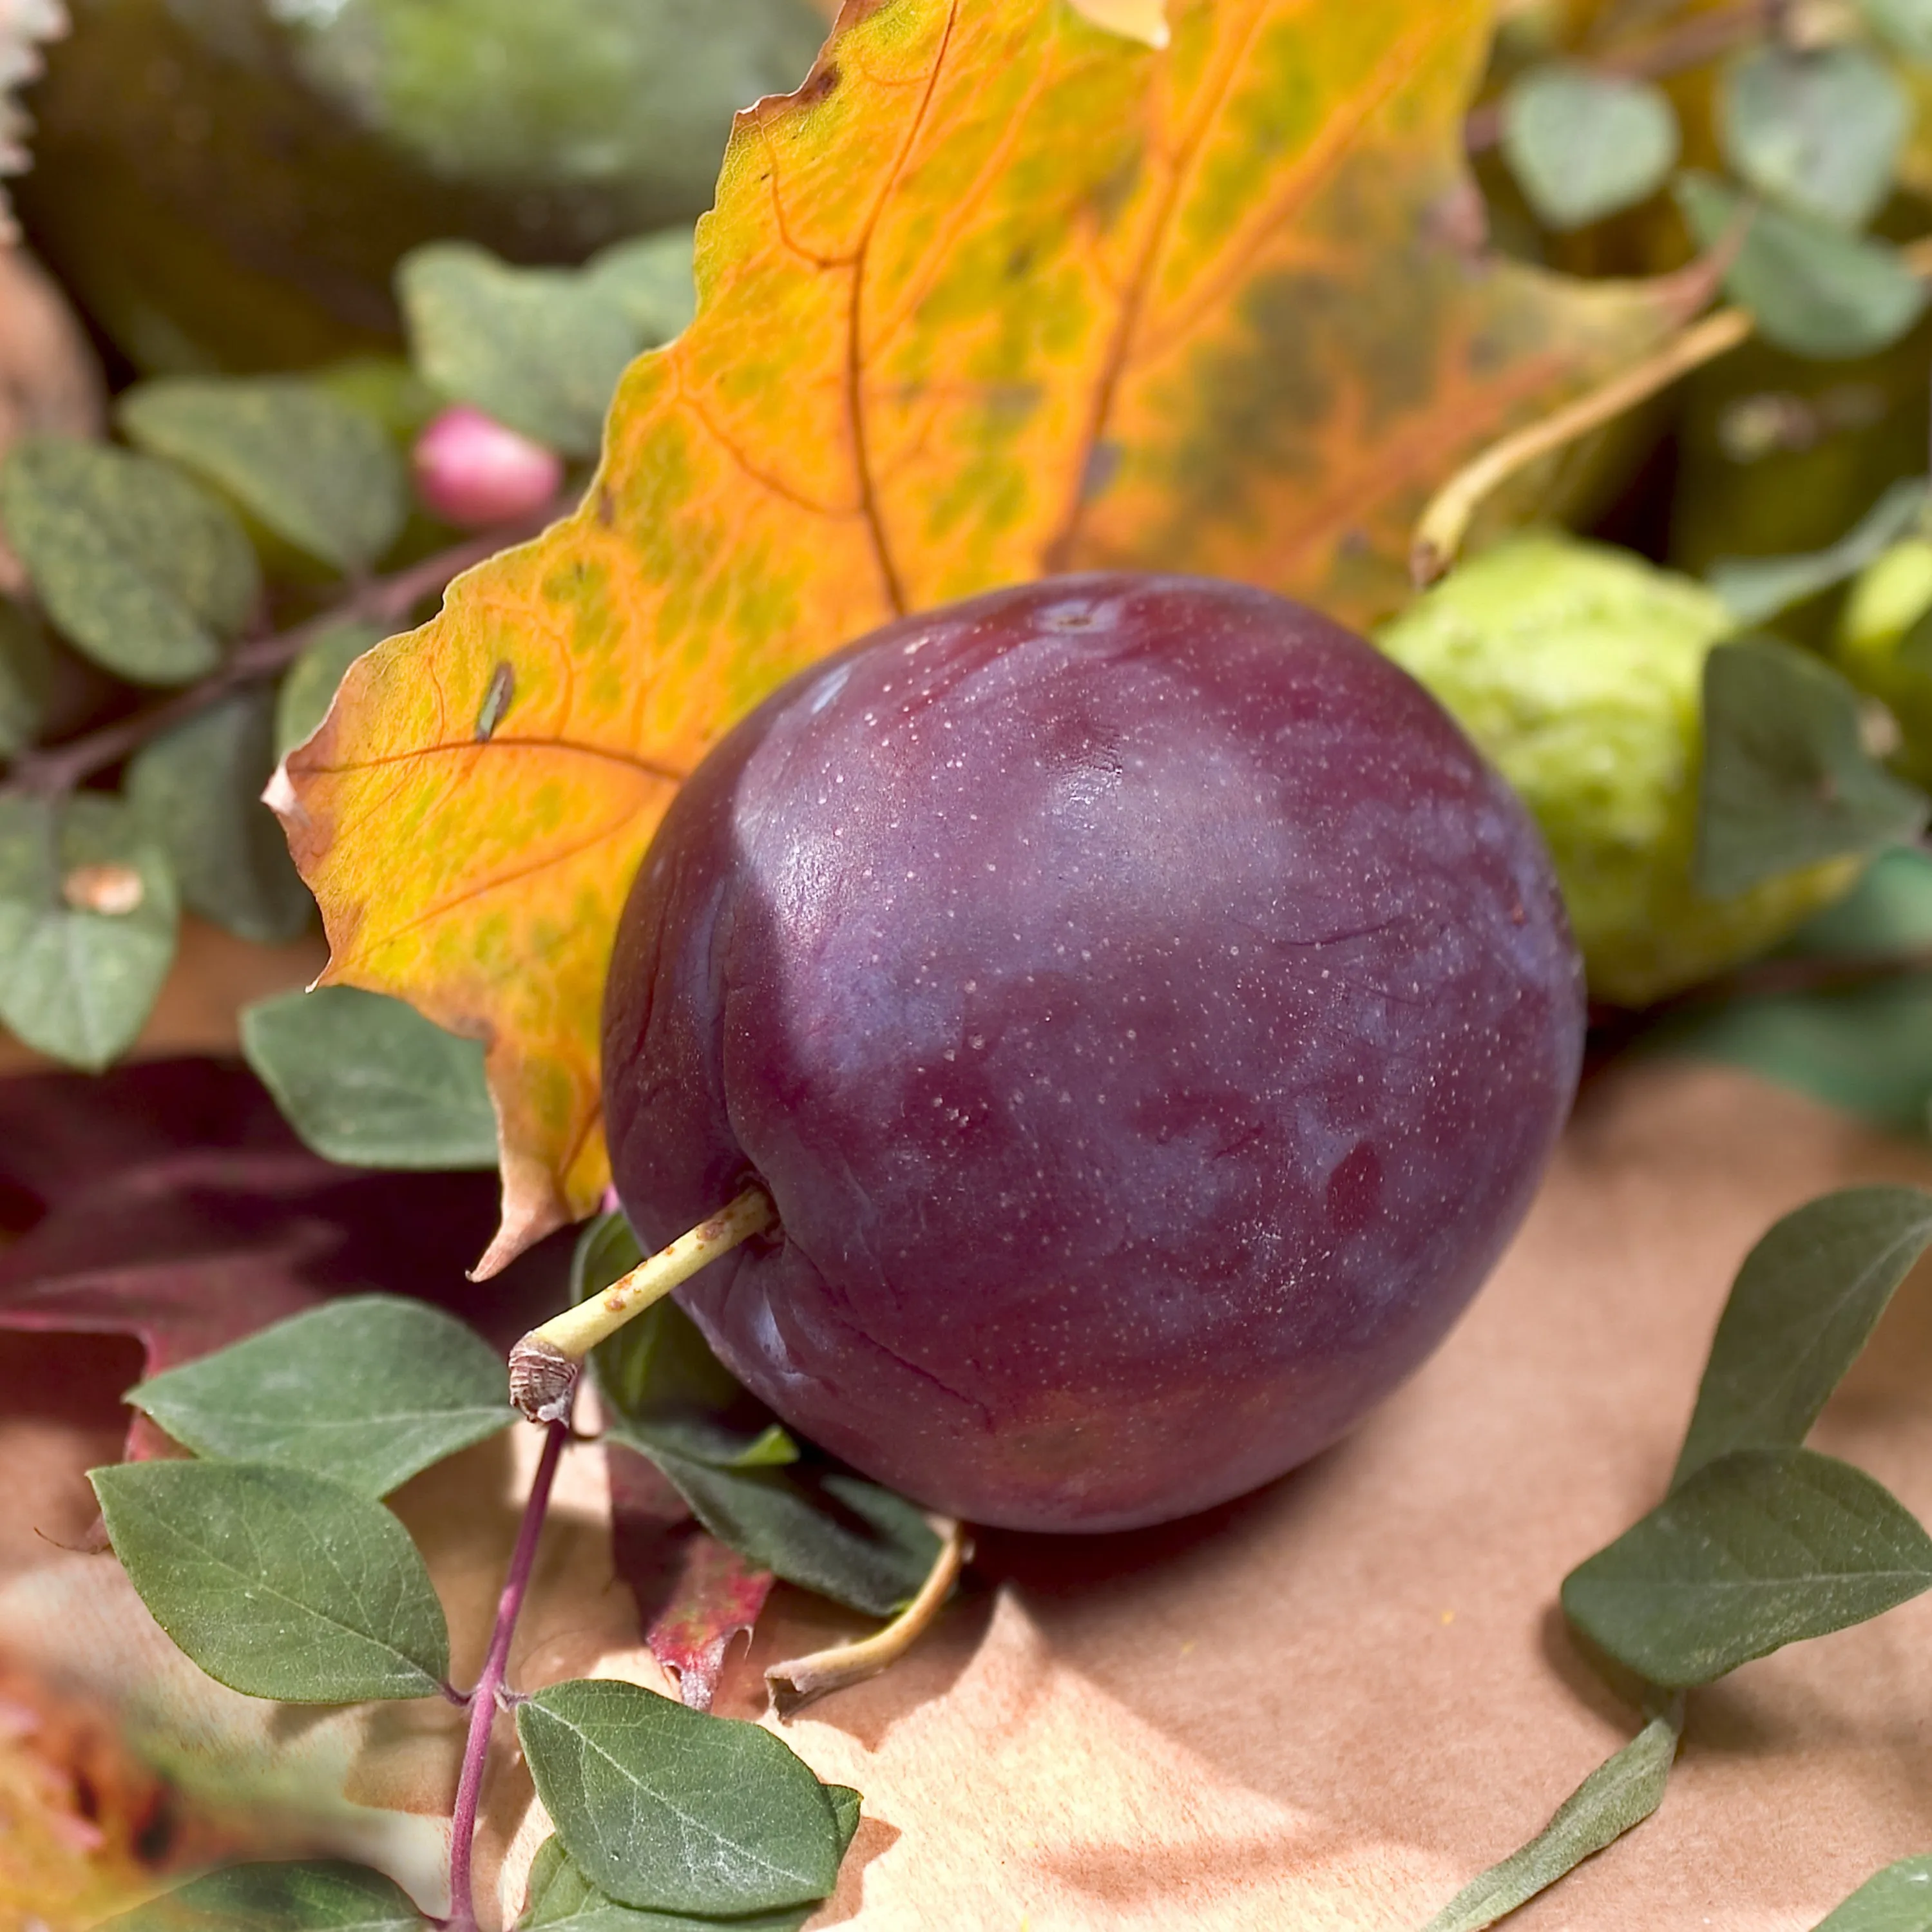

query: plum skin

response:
[602,573,1583,1534]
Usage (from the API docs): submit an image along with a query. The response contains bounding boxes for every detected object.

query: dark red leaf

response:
[0,1057,570,1462]
[605,1441,774,1710]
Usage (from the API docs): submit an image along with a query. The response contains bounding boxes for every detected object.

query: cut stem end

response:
[507,1187,776,1421]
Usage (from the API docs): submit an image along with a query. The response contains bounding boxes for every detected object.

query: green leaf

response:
[516,1679,843,1917]
[1561,1446,1932,1687]
[119,378,408,575]
[578,1212,796,1470]
[240,985,497,1170]
[579,1213,936,1609]
[0,438,260,684]
[0,596,53,760]
[398,244,641,459]
[1696,637,1927,899]
[276,619,386,760]
[1418,1699,1682,1932]
[1811,1853,1932,1930]
[95,1859,426,1931]
[1500,64,1679,230]
[128,1294,512,1496]
[90,1459,450,1702]
[1678,172,1930,359]
[1709,479,1928,626]
[519,1816,858,1932]
[1864,0,1932,66]
[583,228,698,343]
[1654,846,1932,1135]
[624,1442,941,1620]
[1719,46,1909,230]
[1672,1187,1932,1489]
[126,688,312,945]
[0,792,178,1071]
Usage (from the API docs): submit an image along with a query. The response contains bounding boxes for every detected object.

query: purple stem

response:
[445,1419,569,1932]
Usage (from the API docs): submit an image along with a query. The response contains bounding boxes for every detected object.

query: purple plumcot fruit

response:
[602,573,1583,1533]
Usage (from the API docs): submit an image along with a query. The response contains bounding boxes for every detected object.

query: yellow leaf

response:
[281,0,1685,1272]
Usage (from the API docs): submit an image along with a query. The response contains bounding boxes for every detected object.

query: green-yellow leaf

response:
[280,0,1685,1267]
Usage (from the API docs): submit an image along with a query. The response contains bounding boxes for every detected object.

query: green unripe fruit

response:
[1377,535,1859,1008]
[1834,538,1932,789]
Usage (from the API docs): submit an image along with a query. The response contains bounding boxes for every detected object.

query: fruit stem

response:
[1412,306,1752,588]
[1412,232,1932,588]
[507,1187,776,1420]
[445,1415,569,1932]
[766,1518,971,1719]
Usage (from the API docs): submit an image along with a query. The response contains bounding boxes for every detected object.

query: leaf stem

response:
[445,1416,569,1932]
[3,502,568,798]
[1411,235,1932,588]
[766,1518,970,1719]
[508,1189,776,1422]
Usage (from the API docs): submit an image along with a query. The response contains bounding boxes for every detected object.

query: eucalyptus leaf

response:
[127,688,313,944]
[128,1294,512,1495]
[516,1679,843,1917]
[91,1459,450,1701]
[519,1801,859,1932]
[0,597,53,759]
[1561,1446,1932,1687]
[96,1859,427,1931]
[1864,0,1932,65]
[1720,45,1909,229]
[0,792,178,1071]
[1419,1699,1683,1932]
[1709,479,1928,626]
[579,1212,798,1469]
[0,438,259,684]
[119,377,408,575]
[399,244,641,459]
[276,620,386,760]
[1500,64,1679,230]
[240,985,497,1170]
[1678,173,1929,360]
[1812,1852,1932,1930]
[623,1440,941,1619]
[1672,1187,1932,1489]
[1696,636,1927,899]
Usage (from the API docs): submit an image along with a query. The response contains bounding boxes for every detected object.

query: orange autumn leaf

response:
[280,0,1688,1272]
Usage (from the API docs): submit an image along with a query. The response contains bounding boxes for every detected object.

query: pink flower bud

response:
[412,405,564,528]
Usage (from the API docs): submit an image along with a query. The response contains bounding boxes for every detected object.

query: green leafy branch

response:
[90,1207,961,1930]
[1420,1184,1932,1929]
[0,227,694,1077]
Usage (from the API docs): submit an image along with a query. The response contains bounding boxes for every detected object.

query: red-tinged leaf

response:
[0,1058,569,1459]
[607,1439,773,1707]
[647,1535,776,1712]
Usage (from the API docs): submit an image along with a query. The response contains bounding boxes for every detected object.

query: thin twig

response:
[767,1520,970,1719]
[1413,233,1932,587]
[4,502,566,798]
[445,1417,569,1932]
